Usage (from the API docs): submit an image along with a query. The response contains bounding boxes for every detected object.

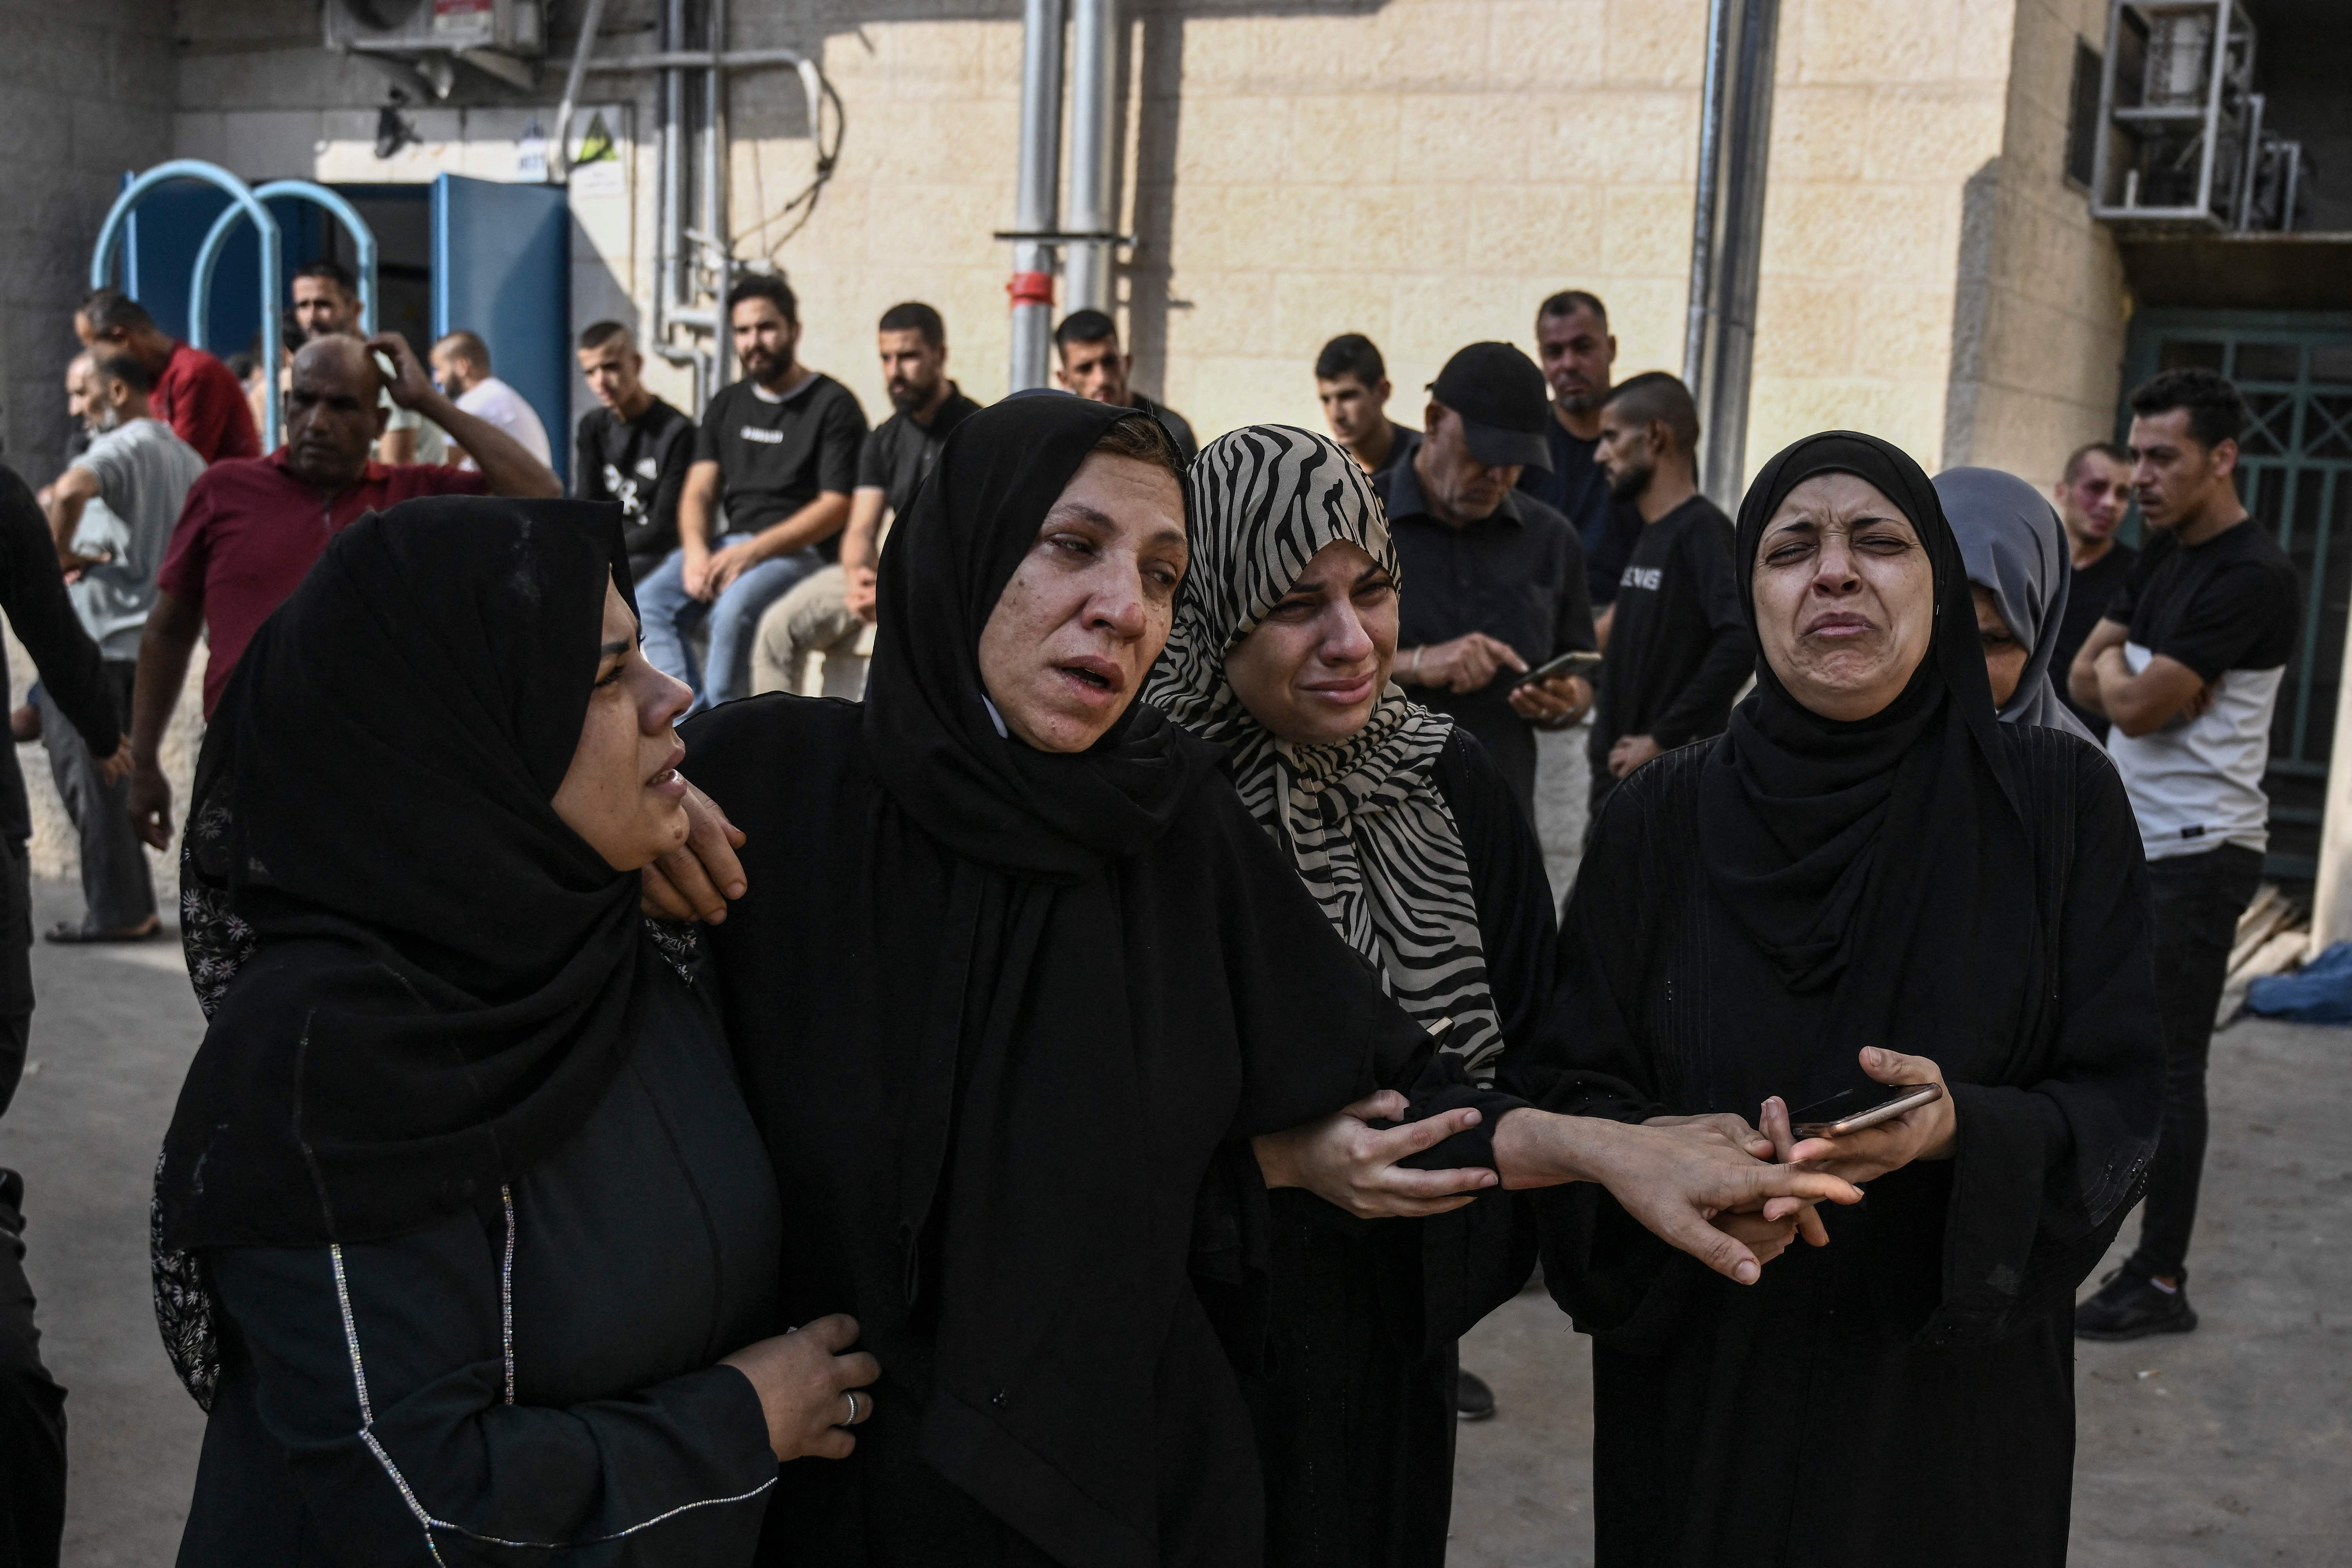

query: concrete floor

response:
[8,767,2351,1563]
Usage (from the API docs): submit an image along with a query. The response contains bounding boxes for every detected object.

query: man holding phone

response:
[1583,372,1749,827]
[1379,342,1596,824]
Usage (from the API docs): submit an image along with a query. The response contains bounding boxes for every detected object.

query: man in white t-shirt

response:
[429,330,553,469]
[2068,367,2302,1342]
[38,348,205,942]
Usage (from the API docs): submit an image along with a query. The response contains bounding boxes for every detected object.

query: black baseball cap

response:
[1427,342,1553,472]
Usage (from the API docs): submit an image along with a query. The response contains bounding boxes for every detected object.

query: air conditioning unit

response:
[325,0,546,91]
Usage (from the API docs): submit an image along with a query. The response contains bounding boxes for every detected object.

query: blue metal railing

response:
[191,180,379,357]
[91,162,284,449]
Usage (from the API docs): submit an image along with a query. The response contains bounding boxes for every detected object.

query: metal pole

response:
[1682,0,1779,512]
[550,0,611,185]
[1682,0,1733,390]
[1009,0,1066,392]
[706,0,732,397]
[1065,0,1118,315]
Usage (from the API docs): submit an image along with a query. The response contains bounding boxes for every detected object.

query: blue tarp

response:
[2247,940,2352,1024]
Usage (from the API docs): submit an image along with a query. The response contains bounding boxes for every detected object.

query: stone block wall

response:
[735,0,1713,443]
[1953,0,2128,488]
[163,0,2138,494]
[1746,0,2020,485]
[0,0,177,481]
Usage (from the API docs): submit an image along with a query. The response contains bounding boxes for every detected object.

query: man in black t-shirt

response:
[1380,343,1595,822]
[1519,290,1646,620]
[2070,369,2302,1343]
[572,322,694,581]
[1053,310,1197,460]
[751,302,980,699]
[2046,439,2136,738]
[638,276,867,710]
[1584,373,1748,828]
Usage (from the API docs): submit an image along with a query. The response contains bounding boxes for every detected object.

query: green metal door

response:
[2122,310,2352,879]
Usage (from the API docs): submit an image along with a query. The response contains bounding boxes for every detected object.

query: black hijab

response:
[688,392,1426,1564]
[1697,432,2029,1093]
[862,391,1218,882]
[159,497,652,1251]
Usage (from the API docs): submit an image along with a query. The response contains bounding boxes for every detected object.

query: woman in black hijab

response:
[681,396,1472,1568]
[1517,433,2162,1566]
[677,399,1851,1568]
[155,498,876,1563]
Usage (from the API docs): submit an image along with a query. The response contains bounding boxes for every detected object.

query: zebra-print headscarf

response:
[1146,425,1504,1079]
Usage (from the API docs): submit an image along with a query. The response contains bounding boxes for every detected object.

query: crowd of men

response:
[0,254,2303,1552]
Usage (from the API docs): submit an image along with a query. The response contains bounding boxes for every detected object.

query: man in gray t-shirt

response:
[38,350,203,941]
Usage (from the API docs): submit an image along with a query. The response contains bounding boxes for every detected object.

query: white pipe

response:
[1065,0,1118,315]
[549,0,610,186]
[707,0,732,395]
[1009,0,1067,391]
[1683,0,1733,390]
[657,0,683,363]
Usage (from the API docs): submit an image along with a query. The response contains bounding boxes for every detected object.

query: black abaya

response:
[1250,727,1550,1568]
[156,499,789,1559]
[681,395,1437,1568]
[1530,730,2154,1566]
[1515,432,2162,1566]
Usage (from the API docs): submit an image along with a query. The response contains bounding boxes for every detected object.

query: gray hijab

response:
[1933,465,2096,742]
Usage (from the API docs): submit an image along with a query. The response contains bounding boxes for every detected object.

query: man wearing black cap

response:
[1376,341,1596,820]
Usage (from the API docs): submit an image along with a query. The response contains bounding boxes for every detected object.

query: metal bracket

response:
[991,230,1136,246]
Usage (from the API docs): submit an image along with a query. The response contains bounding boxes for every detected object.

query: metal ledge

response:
[2117,230,2352,308]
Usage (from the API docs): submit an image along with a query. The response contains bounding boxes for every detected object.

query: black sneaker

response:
[1456,1369,1497,1422]
[2075,1269,2198,1341]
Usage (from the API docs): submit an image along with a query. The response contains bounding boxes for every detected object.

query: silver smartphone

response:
[1790,1083,1941,1138]
[1511,648,1604,688]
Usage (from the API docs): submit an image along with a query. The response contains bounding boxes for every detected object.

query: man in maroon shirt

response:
[74,288,261,464]
[127,333,560,847]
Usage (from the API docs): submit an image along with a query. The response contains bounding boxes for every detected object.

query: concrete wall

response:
[1744,0,2019,486]
[721,0,1713,444]
[0,0,177,479]
[163,0,2142,495]
[1942,0,2129,488]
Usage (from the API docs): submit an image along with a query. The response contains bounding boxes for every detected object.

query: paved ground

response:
[7,724,2348,1563]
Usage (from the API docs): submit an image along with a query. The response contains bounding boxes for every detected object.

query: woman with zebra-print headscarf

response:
[1144,424,1668,1566]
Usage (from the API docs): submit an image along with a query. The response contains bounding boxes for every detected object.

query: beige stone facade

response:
[732,0,2129,493]
[152,0,2142,491]
[4,0,2164,884]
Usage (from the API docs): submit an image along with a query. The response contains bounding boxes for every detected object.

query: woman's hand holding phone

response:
[1782,1047,1960,1184]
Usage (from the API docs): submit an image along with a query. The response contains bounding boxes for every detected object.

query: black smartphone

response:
[1511,648,1604,688]
[1789,1083,1941,1138]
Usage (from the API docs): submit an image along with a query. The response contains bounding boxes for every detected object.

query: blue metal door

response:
[2122,310,2352,879]
[432,174,572,487]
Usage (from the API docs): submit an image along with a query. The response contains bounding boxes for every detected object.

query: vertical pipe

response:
[1066,0,1118,315]
[550,0,611,185]
[1009,0,1067,392]
[659,0,683,331]
[704,0,732,397]
[1682,0,1733,391]
[1685,0,1779,511]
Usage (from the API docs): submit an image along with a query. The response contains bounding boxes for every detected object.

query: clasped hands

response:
[1253,1045,1956,1288]
[640,794,1953,1290]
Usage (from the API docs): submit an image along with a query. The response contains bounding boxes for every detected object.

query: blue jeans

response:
[638,535,827,711]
